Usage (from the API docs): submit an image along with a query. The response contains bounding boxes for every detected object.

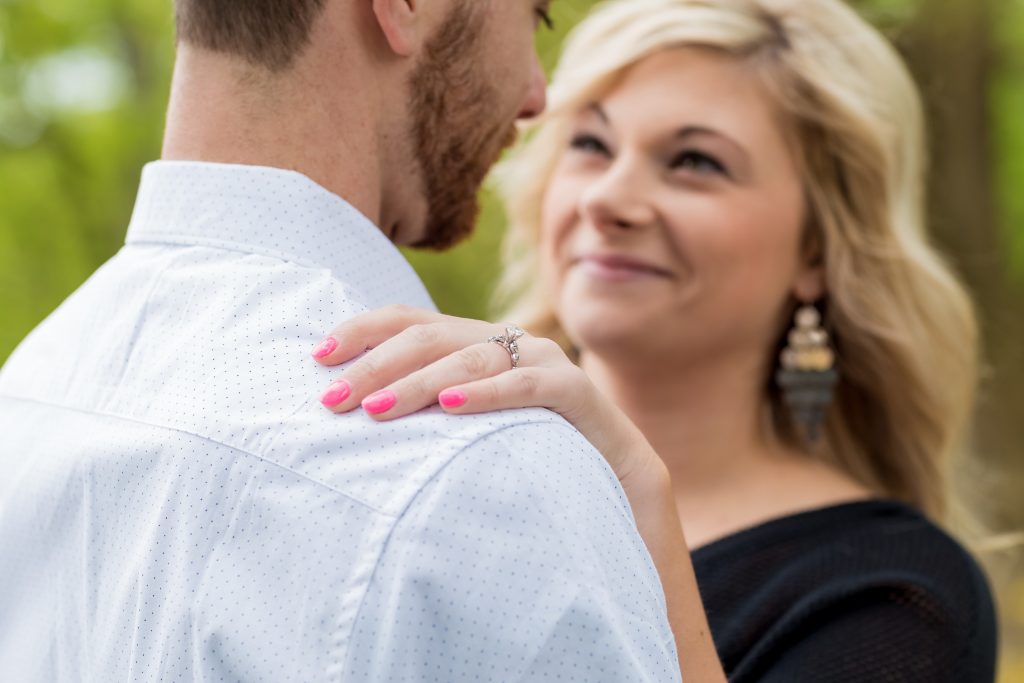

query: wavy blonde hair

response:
[494,0,979,521]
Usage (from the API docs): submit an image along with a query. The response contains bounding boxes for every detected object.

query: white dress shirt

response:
[0,161,680,682]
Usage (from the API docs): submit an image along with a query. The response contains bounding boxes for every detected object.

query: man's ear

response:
[372,0,420,57]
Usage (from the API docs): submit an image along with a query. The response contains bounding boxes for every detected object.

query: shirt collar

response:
[125,160,436,311]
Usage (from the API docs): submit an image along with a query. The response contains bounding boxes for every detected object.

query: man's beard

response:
[406,1,520,250]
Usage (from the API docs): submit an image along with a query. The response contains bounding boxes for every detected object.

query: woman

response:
[310,0,997,680]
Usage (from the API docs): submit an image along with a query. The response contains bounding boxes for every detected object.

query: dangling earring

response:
[775,303,838,444]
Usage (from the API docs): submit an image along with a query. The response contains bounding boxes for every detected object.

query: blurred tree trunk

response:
[895,0,1024,528]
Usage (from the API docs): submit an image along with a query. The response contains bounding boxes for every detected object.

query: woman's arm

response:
[311,305,727,683]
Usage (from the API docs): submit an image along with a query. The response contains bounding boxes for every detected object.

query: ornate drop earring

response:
[775,303,838,443]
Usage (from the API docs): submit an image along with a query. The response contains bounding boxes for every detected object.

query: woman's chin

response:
[562,312,658,358]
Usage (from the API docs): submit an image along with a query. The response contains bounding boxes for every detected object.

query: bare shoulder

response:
[682,451,874,549]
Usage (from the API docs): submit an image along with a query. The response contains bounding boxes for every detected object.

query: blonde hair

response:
[494,0,979,521]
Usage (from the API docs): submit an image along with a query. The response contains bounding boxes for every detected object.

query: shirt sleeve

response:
[341,421,681,683]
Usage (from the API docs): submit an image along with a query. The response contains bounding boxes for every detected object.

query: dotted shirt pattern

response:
[0,162,680,682]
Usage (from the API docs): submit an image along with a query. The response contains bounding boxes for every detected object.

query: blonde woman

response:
[311,0,997,679]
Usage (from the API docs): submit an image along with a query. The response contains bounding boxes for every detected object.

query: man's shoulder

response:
[345,408,677,680]
[448,416,649,563]
[1,244,627,531]
[269,403,605,518]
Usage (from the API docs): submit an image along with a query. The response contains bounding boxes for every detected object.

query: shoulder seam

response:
[385,416,579,521]
[0,393,393,517]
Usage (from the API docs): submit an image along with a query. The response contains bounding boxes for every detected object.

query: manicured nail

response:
[363,390,397,415]
[312,337,338,359]
[320,380,351,408]
[438,389,467,409]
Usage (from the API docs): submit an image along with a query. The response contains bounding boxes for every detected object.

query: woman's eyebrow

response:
[587,103,610,123]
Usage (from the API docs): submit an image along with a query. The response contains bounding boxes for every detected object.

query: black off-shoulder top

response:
[691,499,998,682]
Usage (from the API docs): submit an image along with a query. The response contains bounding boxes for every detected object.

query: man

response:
[0,1,679,680]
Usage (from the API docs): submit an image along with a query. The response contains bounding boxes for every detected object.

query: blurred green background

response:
[1,0,1022,678]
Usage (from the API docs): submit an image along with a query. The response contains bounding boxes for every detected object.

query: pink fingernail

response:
[439,389,467,409]
[320,380,351,408]
[363,390,397,415]
[312,337,338,359]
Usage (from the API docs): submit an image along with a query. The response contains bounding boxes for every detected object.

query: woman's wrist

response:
[619,448,670,498]
[612,441,724,682]
[621,455,677,532]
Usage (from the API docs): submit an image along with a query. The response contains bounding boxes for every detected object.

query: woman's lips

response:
[574,254,673,282]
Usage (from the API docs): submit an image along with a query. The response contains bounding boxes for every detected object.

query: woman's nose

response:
[578,156,657,232]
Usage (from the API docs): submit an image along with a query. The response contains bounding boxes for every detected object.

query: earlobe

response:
[793,265,827,303]
[371,0,419,57]
[794,223,827,302]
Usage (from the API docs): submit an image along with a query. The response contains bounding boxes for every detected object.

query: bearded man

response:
[0,2,679,680]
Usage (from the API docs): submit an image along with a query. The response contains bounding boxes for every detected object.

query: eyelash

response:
[569,134,609,155]
[569,134,729,177]
[671,151,728,176]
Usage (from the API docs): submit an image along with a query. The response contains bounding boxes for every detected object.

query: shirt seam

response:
[107,251,177,393]
[1,394,573,523]
[126,233,326,274]
[387,418,577,520]
[485,428,673,629]
[125,232,409,313]
[334,418,579,679]
[123,235,390,312]
[0,392,396,518]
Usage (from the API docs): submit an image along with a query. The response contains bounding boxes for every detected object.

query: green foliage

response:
[0,0,173,357]
[855,0,924,26]
[993,0,1024,280]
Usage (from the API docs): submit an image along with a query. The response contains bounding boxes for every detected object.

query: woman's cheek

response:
[694,214,796,334]
[539,184,578,282]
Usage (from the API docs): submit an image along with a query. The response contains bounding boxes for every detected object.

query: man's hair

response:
[174,0,328,71]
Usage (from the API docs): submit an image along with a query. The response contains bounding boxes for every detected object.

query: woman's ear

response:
[793,225,827,302]
[371,0,420,57]
[793,263,827,303]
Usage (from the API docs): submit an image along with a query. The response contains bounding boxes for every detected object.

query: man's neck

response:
[161,46,384,227]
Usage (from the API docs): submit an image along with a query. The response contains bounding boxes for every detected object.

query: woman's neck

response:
[580,348,873,547]
[581,348,774,498]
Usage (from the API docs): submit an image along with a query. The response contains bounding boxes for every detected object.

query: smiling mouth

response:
[573,254,673,281]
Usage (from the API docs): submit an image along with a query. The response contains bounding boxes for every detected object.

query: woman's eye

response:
[569,134,611,157]
[672,151,727,176]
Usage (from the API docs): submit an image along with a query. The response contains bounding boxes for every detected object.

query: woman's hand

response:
[311,304,727,682]
[310,304,661,490]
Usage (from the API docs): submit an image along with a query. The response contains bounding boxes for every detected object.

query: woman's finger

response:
[310,304,452,366]
[357,341,520,421]
[319,321,505,413]
[435,365,585,416]
[435,367,640,475]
